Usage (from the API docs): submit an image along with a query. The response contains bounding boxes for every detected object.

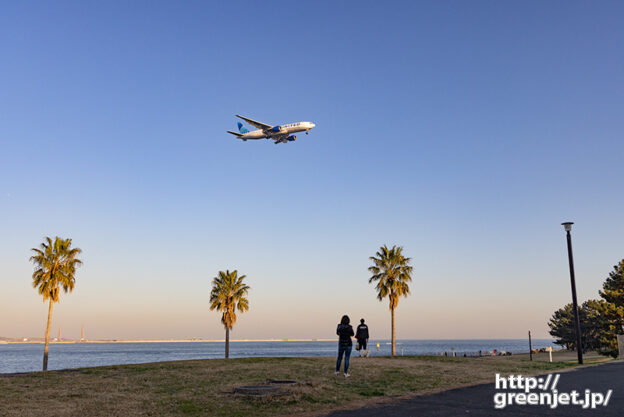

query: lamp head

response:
[561,222,574,232]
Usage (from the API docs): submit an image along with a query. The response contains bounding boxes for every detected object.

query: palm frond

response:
[30,236,82,302]
[209,269,250,330]
[368,245,413,310]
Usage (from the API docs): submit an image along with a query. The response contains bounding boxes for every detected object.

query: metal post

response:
[528,330,533,361]
[563,223,583,365]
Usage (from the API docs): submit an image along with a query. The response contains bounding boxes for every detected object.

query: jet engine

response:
[287,135,297,141]
[270,125,282,133]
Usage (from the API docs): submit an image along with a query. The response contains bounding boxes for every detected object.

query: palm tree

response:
[209,270,250,359]
[30,236,82,371]
[368,245,412,356]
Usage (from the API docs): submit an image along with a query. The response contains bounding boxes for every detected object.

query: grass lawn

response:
[0,353,610,416]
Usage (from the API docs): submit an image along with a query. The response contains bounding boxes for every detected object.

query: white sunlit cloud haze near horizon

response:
[1,1,623,341]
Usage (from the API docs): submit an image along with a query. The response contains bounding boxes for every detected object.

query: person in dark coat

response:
[335,315,354,377]
[355,318,369,351]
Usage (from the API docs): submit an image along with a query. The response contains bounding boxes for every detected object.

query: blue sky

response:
[1,1,623,340]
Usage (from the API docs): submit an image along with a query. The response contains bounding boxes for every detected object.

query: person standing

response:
[335,315,354,377]
[355,318,369,352]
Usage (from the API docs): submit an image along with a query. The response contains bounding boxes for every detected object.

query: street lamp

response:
[562,222,583,365]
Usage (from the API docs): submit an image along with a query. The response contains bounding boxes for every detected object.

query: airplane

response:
[227,115,316,144]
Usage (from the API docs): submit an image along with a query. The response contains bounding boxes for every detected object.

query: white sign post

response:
[546,346,553,362]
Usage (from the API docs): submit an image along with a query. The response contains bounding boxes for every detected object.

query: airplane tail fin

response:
[227,130,243,138]
[237,122,249,134]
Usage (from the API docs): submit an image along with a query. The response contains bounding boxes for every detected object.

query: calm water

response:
[0,339,556,374]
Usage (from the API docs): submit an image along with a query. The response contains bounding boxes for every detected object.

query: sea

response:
[0,339,556,374]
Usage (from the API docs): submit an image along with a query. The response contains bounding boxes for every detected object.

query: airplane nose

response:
[311,123,316,128]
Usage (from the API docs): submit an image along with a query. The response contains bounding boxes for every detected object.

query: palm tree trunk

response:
[225,327,230,359]
[391,306,396,356]
[43,299,54,371]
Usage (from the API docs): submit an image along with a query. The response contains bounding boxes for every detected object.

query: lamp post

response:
[562,222,583,365]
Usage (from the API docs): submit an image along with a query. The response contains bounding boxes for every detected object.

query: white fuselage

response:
[241,121,316,140]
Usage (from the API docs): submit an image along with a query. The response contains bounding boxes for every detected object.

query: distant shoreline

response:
[0,337,555,345]
[0,338,337,344]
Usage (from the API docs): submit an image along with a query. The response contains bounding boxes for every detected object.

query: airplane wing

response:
[236,115,272,130]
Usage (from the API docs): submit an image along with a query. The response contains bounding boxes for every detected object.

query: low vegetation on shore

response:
[0,353,607,417]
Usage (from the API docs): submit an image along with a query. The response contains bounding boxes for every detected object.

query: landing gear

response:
[306,130,309,135]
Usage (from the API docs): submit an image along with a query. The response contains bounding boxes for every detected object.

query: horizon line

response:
[1,337,556,344]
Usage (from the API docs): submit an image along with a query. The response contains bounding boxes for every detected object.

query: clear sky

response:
[1,1,623,341]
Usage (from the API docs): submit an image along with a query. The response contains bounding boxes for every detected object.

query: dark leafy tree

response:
[548,300,605,352]
[597,260,624,358]
[581,299,608,352]
[548,303,577,350]
[548,259,624,358]
[599,260,624,306]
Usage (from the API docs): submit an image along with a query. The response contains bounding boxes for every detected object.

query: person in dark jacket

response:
[335,315,354,377]
[355,318,369,351]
